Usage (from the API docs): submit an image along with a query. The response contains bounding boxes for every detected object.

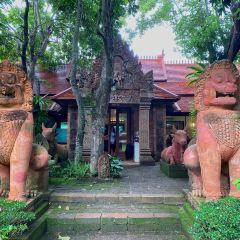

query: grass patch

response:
[0,198,35,240]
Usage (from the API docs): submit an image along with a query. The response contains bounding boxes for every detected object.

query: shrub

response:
[232,178,240,190]
[0,199,35,240]
[109,155,123,178]
[189,197,240,240]
[62,162,90,179]
[50,161,90,180]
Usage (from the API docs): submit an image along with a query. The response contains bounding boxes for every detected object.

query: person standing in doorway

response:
[110,126,116,155]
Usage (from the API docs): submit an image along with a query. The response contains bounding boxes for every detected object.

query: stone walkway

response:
[51,163,188,195]
[42,164,189,240]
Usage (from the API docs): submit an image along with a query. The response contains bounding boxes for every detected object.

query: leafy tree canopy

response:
[134,0,232,63]
[0,0,137,69]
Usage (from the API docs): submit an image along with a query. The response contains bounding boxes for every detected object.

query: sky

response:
[125,25,186,61]
[122,16,187,61]
[12,0,186,61]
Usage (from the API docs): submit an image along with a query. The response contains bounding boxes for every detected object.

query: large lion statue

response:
[184,60,240,201]
[0,60,48,201]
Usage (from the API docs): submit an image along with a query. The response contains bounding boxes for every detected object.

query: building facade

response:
[37,39,195,164]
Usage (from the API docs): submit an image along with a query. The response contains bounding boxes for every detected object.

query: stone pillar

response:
[82,107,92,161]
[153,104,166,161]
[139,103,155,165]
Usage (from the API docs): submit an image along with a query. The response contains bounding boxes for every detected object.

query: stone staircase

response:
[41,191,187,239]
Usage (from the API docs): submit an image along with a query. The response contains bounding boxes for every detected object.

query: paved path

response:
[42,164,189,240]
[51,163,188,195]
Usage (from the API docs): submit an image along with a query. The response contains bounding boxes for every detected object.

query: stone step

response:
[41,232,187,240]
[50,192,185,204]
[48,202,180,214]
[45,202,183,234]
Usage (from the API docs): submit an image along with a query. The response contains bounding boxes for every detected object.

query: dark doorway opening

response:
[104,107,133,160]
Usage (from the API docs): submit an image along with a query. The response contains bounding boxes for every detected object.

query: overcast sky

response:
[123,25,186,61]
[121,16,187,61]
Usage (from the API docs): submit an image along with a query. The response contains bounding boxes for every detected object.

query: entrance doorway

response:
[104,108,133,160]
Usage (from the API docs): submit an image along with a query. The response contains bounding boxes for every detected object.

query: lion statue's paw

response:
[192,189,203,197]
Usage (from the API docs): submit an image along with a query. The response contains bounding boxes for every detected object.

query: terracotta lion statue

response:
[161,125,188,165]
[0,60,49,201]
[184,60,240,201]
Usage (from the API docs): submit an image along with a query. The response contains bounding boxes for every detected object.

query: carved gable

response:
[80,37,154,104]
[112,37,154,92]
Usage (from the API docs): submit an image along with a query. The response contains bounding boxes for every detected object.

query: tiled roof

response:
[165,64,195,82]
[35,65,71,95]
[139,56,196,83]
[36,57,196,111]
[153,84,179,100]
[140,58,167,81]
[176,96,194,112]
[154,82,195,95]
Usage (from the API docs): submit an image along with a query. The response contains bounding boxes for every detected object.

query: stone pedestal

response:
[139,103,154,165]
[160,160,188,178]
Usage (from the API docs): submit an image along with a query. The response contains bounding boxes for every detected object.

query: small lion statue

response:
[184,60,240,201]
[0,60,48,201]
[161,125,188,165]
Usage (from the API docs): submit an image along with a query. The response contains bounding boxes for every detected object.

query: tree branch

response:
[21,0,29,73]
[97,0,105,39]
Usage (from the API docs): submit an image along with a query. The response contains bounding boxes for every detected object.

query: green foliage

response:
[186,63,207,137]
[174,0,231,62]
[0,199,35,240]
[189,101,197,137]
[33,96,52,135]
[108,155,124,178]
[135,0,231,62]
[232,178,240,190]
[1,0,137,69]
[189,197,240,240]
[186,63,207,86]
[50,162,90,180]
[0,1,53,63]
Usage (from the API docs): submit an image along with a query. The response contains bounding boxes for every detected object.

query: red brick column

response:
[153,104,166,161]
[139,103,155,165]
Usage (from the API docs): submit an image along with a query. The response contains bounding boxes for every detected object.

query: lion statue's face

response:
[204,68,238,107]
[210,69,237,96]
[0,72,24,106]
[0,73,17,98]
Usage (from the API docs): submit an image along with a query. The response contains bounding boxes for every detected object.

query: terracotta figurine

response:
[161,126,188,165]
[41,122,68,163]
[184,60,240,200]
[0,60,48,201]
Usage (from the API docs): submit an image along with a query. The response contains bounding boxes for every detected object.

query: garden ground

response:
[41,163,189,239]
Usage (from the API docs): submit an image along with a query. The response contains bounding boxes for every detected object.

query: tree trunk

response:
[29,59,41,95]
[90,0,115,174]
[21,0,29,73]
[28,0,52,95]
[207,42,217,63]
[227,2,240,62]
[204,0,209,16]
[69,0,85,163]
